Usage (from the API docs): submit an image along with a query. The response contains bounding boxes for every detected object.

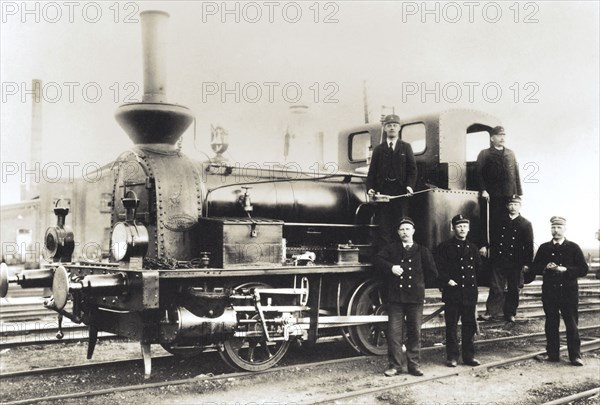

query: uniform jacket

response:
[435,237,481,306]
[490,214,534,266]
[531,239,588,303]
[476,147,522,197]
[367,140,417,193]
[373,242,438,304]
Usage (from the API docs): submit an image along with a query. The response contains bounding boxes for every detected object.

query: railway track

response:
[3,326,599,405]
[306,338,600,405]
[542,387,600,405]
[1,298,598,351]
[1,286,598,349]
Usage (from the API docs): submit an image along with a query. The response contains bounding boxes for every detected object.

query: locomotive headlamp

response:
[44,200,75,262]
[111,222,149,261]
[111,191,149,261]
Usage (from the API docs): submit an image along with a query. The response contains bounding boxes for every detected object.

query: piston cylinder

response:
[160,306,237,343]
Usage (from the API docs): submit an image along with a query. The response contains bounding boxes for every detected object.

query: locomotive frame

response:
[0,10,501,377]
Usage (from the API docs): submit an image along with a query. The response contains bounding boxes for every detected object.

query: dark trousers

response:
[542,291,581,361]
[488,196,508,230]
[375,181,408,249]
[485,261,522,318]
[444,303,477,362]
[387,302,423,371]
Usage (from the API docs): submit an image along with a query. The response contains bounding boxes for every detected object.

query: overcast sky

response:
[1,1,599,249]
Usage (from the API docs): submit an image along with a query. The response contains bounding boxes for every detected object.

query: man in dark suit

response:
[529,216,588,366]
[479,195,534,322]
[373,217,438,377]
[367,114,418,248]
[476,126,522,226]
[436,215,482,367]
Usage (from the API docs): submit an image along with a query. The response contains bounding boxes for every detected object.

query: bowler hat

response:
[550,216,566,225]
[383,114,401,125]
[451,214,469,227]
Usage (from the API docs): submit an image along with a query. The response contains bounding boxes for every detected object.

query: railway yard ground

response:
[1,274,599,404]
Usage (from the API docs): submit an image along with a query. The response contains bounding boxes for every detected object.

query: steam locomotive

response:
[0,11,501,376]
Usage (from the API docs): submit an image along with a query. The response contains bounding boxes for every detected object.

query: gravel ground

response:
[1,312,599,404]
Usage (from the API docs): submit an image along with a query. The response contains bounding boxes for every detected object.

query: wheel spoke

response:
[261,341,273,359]
[347,280,388,355]
[219,282,290,371]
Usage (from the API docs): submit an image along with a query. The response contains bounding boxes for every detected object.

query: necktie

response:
[389,142,394,150]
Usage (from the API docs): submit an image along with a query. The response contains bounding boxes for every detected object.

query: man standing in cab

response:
[476,126,522,225]
[530,216,588,366]
[367,114,418,248]
[436,215,482,367]
[374,217,438,377]
[480,195,534,322]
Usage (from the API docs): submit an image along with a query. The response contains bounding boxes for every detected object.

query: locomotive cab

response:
[337,108,501,191]
[337,108,501,250]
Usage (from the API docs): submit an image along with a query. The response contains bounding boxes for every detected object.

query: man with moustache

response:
[436,215,482,367]
[529,217,588,366]
[374,217,438,377]
[367,114,418,248]
[479,195,534,322]
[476,126,522,225]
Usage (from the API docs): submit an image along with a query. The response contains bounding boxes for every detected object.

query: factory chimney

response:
[21,79,43,201]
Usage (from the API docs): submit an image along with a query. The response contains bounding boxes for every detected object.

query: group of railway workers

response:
[367,114,590,377]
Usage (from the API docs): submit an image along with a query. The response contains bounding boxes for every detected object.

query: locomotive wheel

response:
[219,282,290,371]
[347,280,388,356]
[159,343,205,358]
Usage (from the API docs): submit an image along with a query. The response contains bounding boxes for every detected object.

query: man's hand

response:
[479,246,488,257]
[481,190,490,201]
[406,186,414,195]
[546,262,558,270]
[522,265,530,273]
[447,279,458,287]
[368,189,376,196]
[555,265,567,272]
[391,265,404,276]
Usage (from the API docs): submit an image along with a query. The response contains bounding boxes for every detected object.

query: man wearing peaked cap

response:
[374,218,438,377]
[480,194,533,322]
[367,114,418,249]
[530,216,588,366]
[435,214,482,367]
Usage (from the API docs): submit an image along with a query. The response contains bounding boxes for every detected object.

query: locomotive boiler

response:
[0,10,501,376]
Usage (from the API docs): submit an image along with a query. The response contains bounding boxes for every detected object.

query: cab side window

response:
[401,123,426,154]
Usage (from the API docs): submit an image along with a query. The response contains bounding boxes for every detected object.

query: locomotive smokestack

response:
[115,10,194,146]
[141,10,168,103]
